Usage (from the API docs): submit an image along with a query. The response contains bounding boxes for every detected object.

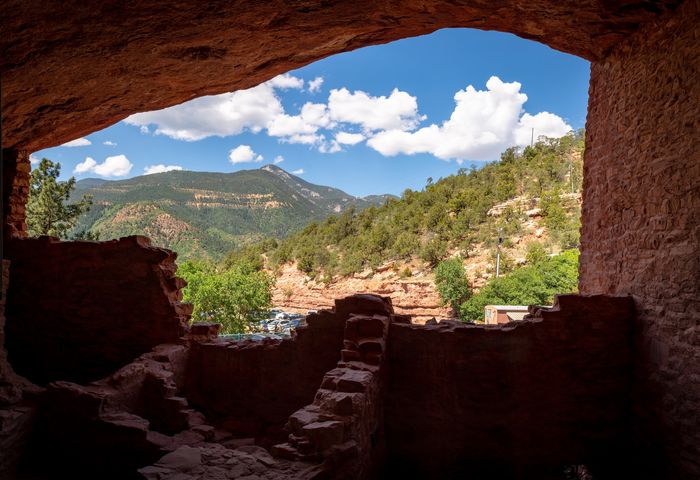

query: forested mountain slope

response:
[72,165,393,260]
[250,131,585,281]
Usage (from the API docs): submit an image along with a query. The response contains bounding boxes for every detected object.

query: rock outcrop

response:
[1,1,682,152]
[272,263,450,323]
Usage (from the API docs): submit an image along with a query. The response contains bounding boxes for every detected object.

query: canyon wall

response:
[272,264,450,322]
[5,236,191,385]
[580,1,700,478]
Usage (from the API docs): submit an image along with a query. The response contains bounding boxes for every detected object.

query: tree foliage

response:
[460,249,579,322]
[27,158,92,238]
[178,260,274,333]
[434,258,472,313]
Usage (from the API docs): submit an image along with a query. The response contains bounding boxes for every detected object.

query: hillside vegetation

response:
[244,131,584,284]
[71,165,392,260]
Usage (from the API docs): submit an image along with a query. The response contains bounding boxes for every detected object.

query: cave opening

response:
[1,1,698,478]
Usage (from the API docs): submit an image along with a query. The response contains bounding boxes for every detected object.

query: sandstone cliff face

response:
[272,263,450,323]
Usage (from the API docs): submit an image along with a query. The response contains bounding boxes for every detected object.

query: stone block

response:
[302,420,345,451]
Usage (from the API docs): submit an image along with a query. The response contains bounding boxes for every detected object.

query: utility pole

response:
[530,128,534,147]
[495,228,503,278]
[569,157,574,193]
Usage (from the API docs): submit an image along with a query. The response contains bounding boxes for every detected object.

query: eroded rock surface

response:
[0,1,683,151]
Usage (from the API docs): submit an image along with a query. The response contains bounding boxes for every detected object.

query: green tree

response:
[540,187,567,231]
[178,260,274,333]
[419,237,447,266]
[434,258,472,314]
[460,249,579,322]
[27,158,92,238]
[525,241,548,265]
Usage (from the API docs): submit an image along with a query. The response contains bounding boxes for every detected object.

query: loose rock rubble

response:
[140,443,319,480]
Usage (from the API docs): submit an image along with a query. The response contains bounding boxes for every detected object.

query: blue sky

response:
[34,28,590,197]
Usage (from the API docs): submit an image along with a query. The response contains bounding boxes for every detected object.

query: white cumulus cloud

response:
[335,132,365,145]
[328,88,423,132]
[30,155,41,166]
[74,157,97,174]
[123,74,305,142]
[61,137,91,147]
[319,141,342,153]
[143,164,183,175]
[514,112,571,146]
[308,76,324,93]
[267,102,331,140]
[103,140,117,146]
[74,155,133,177]
[229,145,263,164]
[122,72,570,162]
[367,76,571,162]
[273,156,284,164]
[292,168,304,175]
[267,73,305,90]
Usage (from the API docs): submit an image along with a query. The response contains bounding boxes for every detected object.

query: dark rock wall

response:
[1,149,30,240]
[580,1,700,477]
[0,260,38,479]
[4,236,191,385]
[271,295,397,479]
[384,295,634,478]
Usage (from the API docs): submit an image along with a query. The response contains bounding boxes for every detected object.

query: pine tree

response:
[27,158,93,238]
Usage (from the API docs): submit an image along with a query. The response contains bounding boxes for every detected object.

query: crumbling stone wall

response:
[273,295,396,479]
[184,295,393,448]
[4,236,191,385]
[384,295,634,478]
[580,1,700,477]
[185,310,346,445]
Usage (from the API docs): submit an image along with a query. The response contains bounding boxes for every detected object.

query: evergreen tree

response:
[27,158,93,238]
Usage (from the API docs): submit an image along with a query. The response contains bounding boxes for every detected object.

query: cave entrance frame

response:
[1,1,698,478]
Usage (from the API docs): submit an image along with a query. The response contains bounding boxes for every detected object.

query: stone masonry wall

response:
[272,295,396,479]
[184,303,348,446]
[4,236,191,385]
[384,295,634,478]
[580,1,700,477]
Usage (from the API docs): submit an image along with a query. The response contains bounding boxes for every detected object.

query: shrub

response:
[419,238,447,266]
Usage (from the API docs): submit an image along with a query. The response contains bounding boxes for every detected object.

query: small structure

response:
[484,305,530,324]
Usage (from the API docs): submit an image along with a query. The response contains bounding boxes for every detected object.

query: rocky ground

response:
[139,443,320,480]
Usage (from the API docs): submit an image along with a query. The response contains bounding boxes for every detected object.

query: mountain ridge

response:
[72,165,395,260]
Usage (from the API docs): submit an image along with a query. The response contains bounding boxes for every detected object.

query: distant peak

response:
[261,164,286,173]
